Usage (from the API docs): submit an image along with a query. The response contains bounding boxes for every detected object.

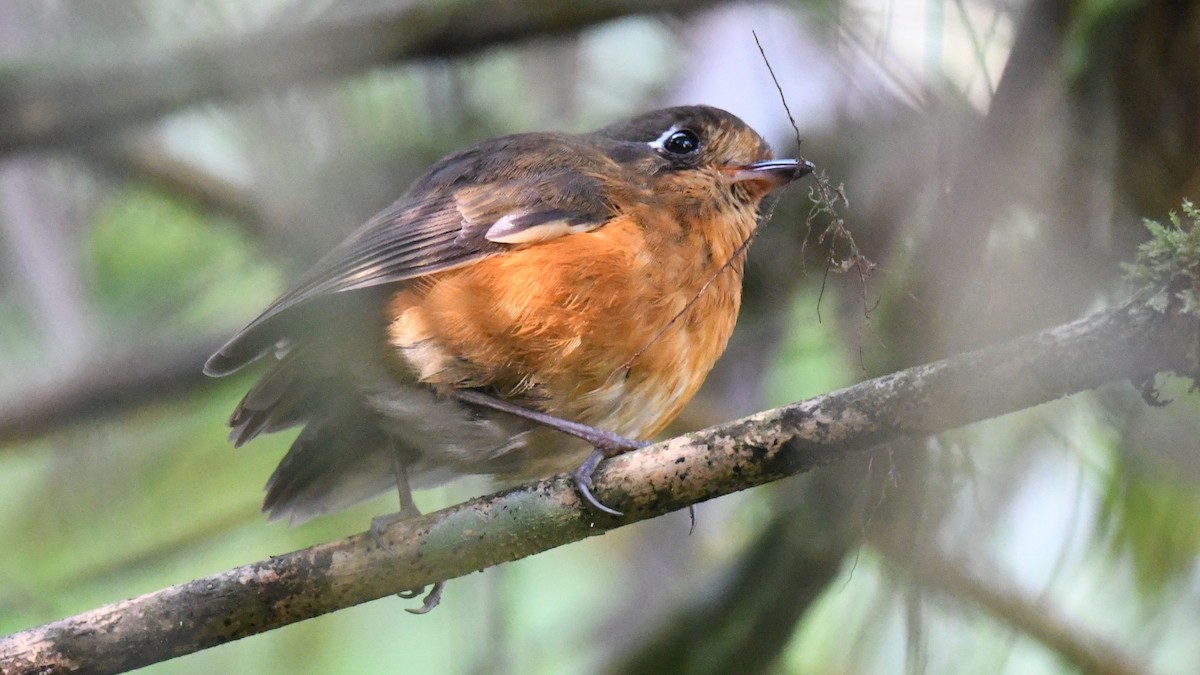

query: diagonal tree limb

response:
[880,543,1148,675]
[0,296,1195,674]
[82,140,267,238]
[0,338,225,447]
[0,0,727,156]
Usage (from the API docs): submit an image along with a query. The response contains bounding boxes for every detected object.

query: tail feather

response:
[224,349,403,524]
[262,405,397,525]
[228,351,314,447]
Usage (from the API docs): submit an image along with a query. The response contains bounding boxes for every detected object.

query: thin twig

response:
[751,30,874,314]
[753,30,804,150]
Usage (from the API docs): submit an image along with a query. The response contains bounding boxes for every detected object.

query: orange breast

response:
[386,202,755,440]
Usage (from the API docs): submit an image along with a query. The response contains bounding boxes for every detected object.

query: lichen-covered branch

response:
[1,297,1195,674]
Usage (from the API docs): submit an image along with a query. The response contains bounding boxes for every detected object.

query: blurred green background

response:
[2,0,1199,673]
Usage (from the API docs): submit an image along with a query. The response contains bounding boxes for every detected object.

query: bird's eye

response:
[662,129,701,155]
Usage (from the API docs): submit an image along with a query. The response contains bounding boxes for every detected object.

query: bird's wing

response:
[204,139,625,376]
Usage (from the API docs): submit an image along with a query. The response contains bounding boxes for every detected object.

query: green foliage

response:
[1106,200,1200,597]
[1122,199,1200,314]
[763,289,855,406]
[1088,376,1200,601]
[1097,458,1200,599]
[87,187,280,333]
[1063,0,1148,81]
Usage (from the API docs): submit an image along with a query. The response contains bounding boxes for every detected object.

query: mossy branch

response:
[1,288,1196,673]
[5,203,1200,673]
[1124,199,1200,315]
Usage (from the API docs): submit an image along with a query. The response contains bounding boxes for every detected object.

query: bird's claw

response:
[571,436,650,517]
[404,582,445,614]
[369,512,446,613]
[574,454,625,516]
[369,512,406,550]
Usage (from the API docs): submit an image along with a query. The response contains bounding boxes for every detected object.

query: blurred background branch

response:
[881,543,1146,675]
[0,337,224,446]
[83,140,266,238]
[0,0,723,155]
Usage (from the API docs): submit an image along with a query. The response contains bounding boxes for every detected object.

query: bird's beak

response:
[720,159,815,189]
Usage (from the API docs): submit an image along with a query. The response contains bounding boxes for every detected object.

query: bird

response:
[205,104,812,540]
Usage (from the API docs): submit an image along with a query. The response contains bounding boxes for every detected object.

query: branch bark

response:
[1,297,1195,674]
[0,0,726,156]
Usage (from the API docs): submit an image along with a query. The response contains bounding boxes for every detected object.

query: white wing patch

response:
[484,213,604,244]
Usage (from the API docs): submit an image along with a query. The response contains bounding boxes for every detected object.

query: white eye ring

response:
[647,125,678,151]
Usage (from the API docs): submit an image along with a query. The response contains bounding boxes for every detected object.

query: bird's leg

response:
[369,447,422,537]
[451,389,648,516]
[370,441,445,615]
[452,389,646,455]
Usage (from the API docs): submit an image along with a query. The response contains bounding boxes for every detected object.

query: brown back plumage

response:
[207,106,804,523]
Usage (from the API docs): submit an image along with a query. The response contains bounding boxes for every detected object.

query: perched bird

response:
[205,105,812,532]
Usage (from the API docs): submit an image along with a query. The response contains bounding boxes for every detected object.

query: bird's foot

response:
[372,447,447,613]
[369,513,447,613]
[368,512,406,549]
[572,435,649,517]
[401,582,445,614]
